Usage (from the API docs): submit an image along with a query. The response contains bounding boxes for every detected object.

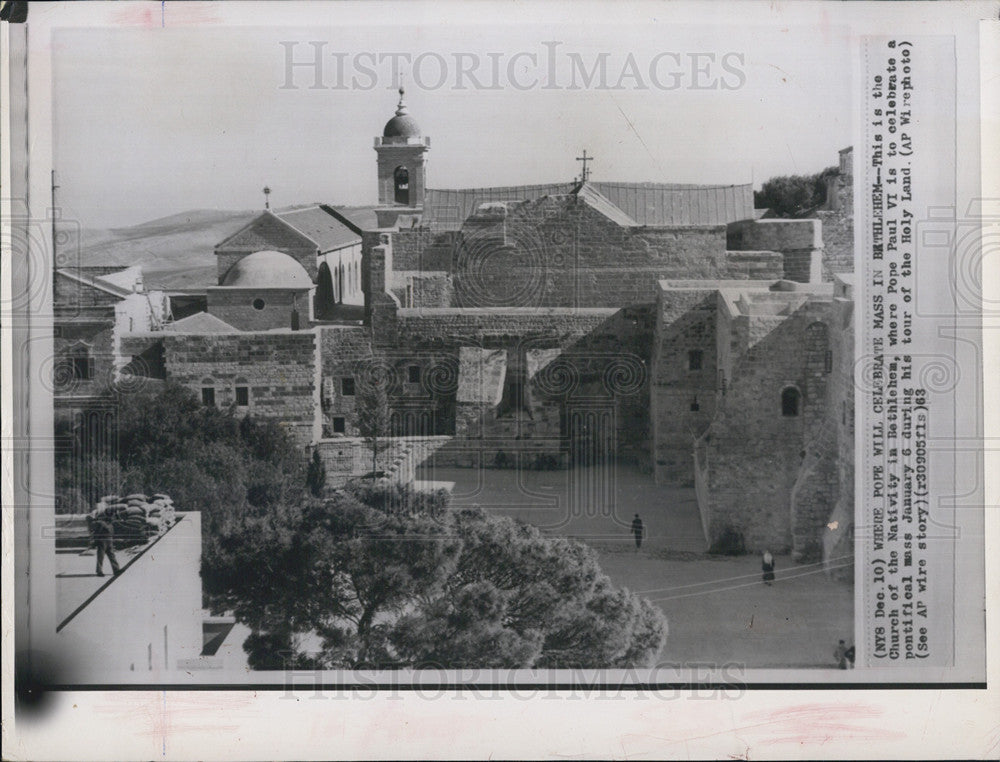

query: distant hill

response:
[60,205,376,290]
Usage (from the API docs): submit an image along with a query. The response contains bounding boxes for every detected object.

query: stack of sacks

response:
[148,493,176,529]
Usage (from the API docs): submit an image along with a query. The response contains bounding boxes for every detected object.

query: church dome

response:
[222,250,312,289]
[382,87,421,138]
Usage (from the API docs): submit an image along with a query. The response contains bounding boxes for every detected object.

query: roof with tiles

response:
[163,311,238,333]
[275,206,377,252]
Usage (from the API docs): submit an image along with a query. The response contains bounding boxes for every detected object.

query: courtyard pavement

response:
[417,463,708,552]
[418,463,854,669]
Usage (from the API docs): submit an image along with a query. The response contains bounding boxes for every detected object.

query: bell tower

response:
[374,87,430,228]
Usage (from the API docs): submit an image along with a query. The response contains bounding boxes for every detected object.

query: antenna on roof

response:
[263,186,271,210]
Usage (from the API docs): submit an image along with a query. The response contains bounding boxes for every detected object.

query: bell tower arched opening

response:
[394,166,410,205]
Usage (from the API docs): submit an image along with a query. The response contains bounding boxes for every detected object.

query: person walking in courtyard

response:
[761,550,775,585]
[89,508,121,577]
[631,513,644,551]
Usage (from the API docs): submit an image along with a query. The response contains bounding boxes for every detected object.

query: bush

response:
[709,526,746,556]
[796,538,823,565]
[532,453,560,471]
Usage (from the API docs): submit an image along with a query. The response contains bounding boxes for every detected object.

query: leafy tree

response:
[202,485,668,669]
[306,450,327,497]
[355,375,391,479]
[754,166,838,217]
[109,381,306,527]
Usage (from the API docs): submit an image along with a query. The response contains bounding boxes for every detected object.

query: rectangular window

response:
[72,356,93,380]
[342,377,355,396]
[332,416,346,434]
[687,350,703,371]
[201,387,215,406]
[408,365,421,384]
[824,350,833,373]
[235,386,249,407]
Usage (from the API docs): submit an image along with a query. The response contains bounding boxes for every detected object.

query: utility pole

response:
[51,169,59,264]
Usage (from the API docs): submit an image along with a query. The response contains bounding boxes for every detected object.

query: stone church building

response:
[56,89,856,570]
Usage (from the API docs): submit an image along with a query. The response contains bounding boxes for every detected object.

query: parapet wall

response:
[727,219,823,283]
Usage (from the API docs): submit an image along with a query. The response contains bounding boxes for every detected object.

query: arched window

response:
[315,261,335,320]
[781,386,801,417]
[394,166,410,205]
[805,322,830,373]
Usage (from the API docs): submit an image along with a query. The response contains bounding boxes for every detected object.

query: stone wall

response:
[816,169,854,279]
[696,298,834,552]
[721,250,785,280]
[450,197,731,308]
[391,271,454,308]
[822,275,855,580]
[54,272,124,309]
[312,435,452,488]
[396,307,619,345]
[207,287,311,332]
[53,317,116,398]
[727,218,823,283]
[373,229,458,272]
[160,331,319,446]
[651,286,721,484]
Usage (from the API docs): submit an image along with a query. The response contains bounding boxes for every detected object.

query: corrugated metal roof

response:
[589,182,754,226]
[575,183,639,227]
[423,181,754,229]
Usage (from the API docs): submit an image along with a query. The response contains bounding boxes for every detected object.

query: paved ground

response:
[597,550,853,669]
[420,463,854,669]
[417,463,708,552]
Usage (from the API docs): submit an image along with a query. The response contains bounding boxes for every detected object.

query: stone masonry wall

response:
[54,318,116,398]
[823,283,855,580]
[207,288,310,332]
[161,331,318,447]
[651,287,720,484]
[378,229,458,272]
[816,170,854,279]
[698,299,834,552]
[727,218,823,283]
[451,197,731,308]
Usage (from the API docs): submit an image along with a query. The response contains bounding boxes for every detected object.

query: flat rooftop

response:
[55,512,196,632]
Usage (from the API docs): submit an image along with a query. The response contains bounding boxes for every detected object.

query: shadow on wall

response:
[694,298,846,558]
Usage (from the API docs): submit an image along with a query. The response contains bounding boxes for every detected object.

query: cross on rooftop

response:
[576,150,594,182]
[263,186,271,210]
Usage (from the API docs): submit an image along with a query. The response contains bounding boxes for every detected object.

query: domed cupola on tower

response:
[374,87,430,228]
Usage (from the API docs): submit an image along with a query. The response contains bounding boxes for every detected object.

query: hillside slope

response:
[61,205,375,290]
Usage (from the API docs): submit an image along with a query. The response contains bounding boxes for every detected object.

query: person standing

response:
[834,639,849,669]
[89,509,121,577]
[761,550,775,585]
[631,513,644,551]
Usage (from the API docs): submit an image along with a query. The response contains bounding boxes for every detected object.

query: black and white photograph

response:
[3,1,996,759]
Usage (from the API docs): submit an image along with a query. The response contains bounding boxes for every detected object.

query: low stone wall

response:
[312,435,453,488]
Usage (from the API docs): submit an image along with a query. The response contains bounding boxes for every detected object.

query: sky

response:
[52,17,852,228]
